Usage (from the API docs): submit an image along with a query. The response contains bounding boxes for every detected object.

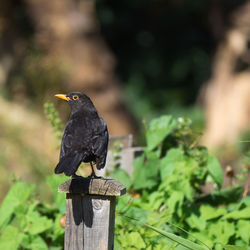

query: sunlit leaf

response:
[0,182,34,229]
[237,220,250,244]
[206,155,223,188]
[186,214,206,231]
[146,115,177,150]
[223,207,250,219]
[0,225,25,250]
[200,205,227,220]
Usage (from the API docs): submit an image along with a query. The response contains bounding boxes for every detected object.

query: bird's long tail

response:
[54,153,83,176]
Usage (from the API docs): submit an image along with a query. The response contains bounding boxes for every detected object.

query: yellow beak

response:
[55,94,71,101]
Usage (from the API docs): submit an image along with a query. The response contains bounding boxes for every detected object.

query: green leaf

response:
[127,232,146,249]
[146,115,177,150]
[208,221,235,244]
[186,214,206,231]
[223,207,250,219]
[237,220,250,244]
[132,155,159,190]
[144,223,208,250]
[200,205,227,220]
[0,182,34,229]
[167,191,184,214]
[111,168,131,188]
[160,148,185,180]
[26,209,53,235]
[0,225,25,250]
[191,232,214,248]
[27,236,48,250]
[234,196,250,210]
[52,213,65,241]
[206,155,223,188]
[197,185,244,205]
[46,175,68,213]
[223,245,248,250]
[148,191,165,211]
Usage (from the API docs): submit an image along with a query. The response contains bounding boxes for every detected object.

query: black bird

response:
[54,92,109,177]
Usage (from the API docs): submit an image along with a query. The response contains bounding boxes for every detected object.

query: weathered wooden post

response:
[58,177,126,250]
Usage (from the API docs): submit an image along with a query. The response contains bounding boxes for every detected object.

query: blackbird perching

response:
[54,92,109,177]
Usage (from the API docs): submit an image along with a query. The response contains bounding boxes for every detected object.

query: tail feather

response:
[55,153,83,176]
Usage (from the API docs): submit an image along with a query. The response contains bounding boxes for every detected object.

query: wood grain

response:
[58,177,126,196]
[61,177,126,250]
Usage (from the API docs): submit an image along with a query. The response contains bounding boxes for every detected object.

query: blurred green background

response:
[0,0,249,200]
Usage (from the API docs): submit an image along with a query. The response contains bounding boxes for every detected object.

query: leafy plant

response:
[113,115,250,249]
[0,114,249,249]
[0,175,68,250]
[44,101,63,141]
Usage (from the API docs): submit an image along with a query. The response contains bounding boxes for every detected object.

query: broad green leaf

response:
[146,115,177,150]
[132,155,159,190]
[160,148,185,180]
[223,207,250,219]
[111,168,131,188]
[14,202,37,231]
[208,221,235,244]
[0,225,25,250]
[186,214,206,231]
[127,232,146,249]
[191,232,214,248]
[26,210,53,235]
[200,205,227,220]
[223,245,248,250]
[197,185,244,205]
[116,194,133,213]
[234,196,250,210]
[0,182,34,229]
[123,206,149,225]
[237,220,250,244]
[167,191,184,214]
[148,191,165,211]
[28,236,48,250]
[46,175,68,213]
[206,155,223,188]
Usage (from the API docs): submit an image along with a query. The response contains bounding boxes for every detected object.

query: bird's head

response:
[55,92,96,114]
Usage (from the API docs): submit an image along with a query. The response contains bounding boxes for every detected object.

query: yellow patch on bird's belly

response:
[76,162,92,177]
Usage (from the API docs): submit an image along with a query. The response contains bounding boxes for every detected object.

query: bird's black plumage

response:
[54,92,109,177]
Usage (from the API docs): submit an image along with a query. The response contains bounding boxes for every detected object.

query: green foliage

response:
[113,115,250,249]
[0,175,68,250]
[0,114,249,249]
[44,101,63,140]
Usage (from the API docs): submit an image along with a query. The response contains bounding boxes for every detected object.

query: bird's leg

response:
[90,162,98,178]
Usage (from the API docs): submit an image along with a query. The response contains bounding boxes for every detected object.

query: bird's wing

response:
[55,151,84,176]
[91,118,109,169]
[57,117,88,176]
[59,119,85,159]
[59,120,73,159]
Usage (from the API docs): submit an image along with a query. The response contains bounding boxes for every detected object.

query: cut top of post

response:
[58,177,126,196]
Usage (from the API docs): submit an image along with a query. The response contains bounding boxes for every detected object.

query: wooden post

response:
[58,177,126,250]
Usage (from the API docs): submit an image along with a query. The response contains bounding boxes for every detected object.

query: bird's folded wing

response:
[55,152,84,176]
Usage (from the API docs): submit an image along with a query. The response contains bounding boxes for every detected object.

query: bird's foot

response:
[88,172,102,179]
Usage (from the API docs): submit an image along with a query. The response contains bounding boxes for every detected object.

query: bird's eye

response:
[72,95,79,100]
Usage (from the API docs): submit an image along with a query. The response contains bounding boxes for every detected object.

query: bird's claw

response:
[88,173,102,179]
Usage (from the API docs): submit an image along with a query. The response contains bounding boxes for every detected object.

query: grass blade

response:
[121,214,208,250]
